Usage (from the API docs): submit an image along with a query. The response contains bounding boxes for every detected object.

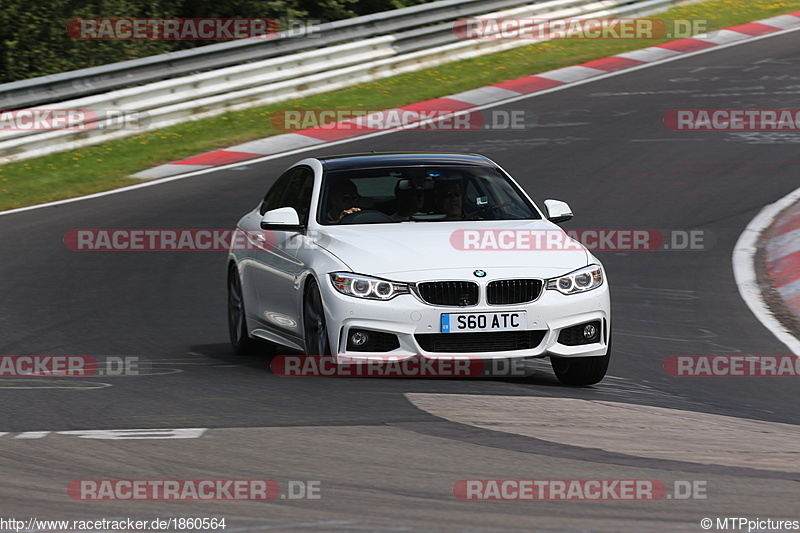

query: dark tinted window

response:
[260,166,314,225]
[318,165,539,224]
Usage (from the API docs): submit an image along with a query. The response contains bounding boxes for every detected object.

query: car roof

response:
[318,152,495,171]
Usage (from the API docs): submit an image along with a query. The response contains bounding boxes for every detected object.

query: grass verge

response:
[1,0,799,211]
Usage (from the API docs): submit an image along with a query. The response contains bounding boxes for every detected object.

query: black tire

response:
[551,341,611,386]
[304,279,332,356]
[227,266,262,355]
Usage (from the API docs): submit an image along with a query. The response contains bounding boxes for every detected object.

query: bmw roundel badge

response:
[474,270,487,278]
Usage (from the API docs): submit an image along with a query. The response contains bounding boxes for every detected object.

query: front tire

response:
[304,279,332,356]
[551,342,611,386]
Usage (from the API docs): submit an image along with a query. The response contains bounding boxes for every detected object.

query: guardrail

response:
[0,0,684,163]
[0,0,556,111]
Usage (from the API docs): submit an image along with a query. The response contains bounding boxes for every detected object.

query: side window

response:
[260,169,294,215]
[282,167,314,225]
[259,166,314,225]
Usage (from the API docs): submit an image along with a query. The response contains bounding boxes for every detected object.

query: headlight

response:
[546,265,603,295]
[330,272,410,300]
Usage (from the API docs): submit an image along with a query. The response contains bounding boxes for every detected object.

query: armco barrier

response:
[0,0,551,110]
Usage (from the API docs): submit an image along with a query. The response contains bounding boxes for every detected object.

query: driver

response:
[325,179,361,224]
[434,180,463,220]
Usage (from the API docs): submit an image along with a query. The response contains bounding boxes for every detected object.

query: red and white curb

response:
[131,12,800,180]
[766,201,800,319]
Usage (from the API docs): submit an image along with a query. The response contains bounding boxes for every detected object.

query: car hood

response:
[314,220,590,280]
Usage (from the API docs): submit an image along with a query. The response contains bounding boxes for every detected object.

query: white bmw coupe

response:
[228,153,611,385]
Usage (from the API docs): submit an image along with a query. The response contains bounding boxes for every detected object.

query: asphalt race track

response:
[1,29,799,532]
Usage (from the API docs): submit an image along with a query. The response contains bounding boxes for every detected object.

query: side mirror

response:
[260,207,303,231]
[543,199,573,224]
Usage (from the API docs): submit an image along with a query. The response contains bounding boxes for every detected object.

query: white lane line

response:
[732,184,800,355]
[1,428,208,439]
[13,431,50,439]
[0,381,112,390]
[56,428,208,439]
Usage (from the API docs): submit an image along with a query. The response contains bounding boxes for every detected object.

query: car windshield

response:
[318,165,540,225]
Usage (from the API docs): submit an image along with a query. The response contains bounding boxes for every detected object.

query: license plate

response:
[441,311,527,333]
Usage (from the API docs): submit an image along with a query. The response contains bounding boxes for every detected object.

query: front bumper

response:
[318,274,610,360]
